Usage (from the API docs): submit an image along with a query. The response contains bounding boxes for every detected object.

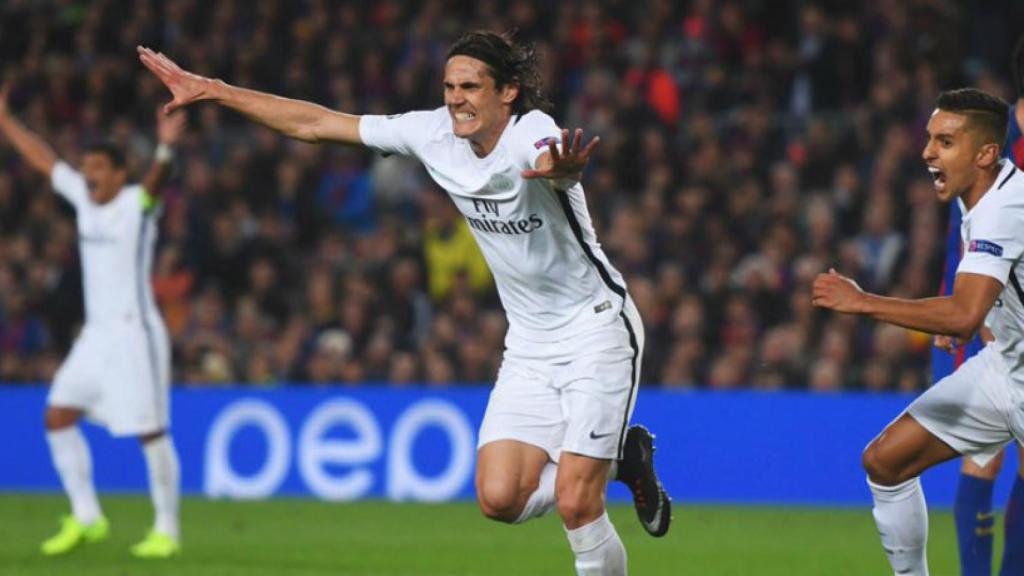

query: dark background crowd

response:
[1,0,1023,391]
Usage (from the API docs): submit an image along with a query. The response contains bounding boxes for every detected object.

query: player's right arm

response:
[137,46,362,145]
[0,83,58,175]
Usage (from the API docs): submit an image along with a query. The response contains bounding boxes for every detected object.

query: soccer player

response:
[139,31,670,574]
[813,87,1024,576]
[933,42,1024,574]
[0,85,184,558]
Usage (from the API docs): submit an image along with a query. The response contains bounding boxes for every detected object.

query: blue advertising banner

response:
[1,386,1018,506]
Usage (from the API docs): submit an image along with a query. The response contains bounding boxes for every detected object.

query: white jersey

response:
[957,160,1024,383]
[360,108,629,342]
[51,161,164,331]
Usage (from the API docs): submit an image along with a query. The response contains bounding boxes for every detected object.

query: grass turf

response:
[0,494,991,575]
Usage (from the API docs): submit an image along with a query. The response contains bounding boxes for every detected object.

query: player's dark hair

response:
[84,142,126,169]
[446,30,552,115]
[936,88,1009,147]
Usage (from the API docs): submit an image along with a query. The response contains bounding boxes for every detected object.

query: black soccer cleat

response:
[616,424,672,537]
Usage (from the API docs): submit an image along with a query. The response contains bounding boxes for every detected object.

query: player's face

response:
[921,109,986,203]
[82,152,127,204]
[443,55,518,148]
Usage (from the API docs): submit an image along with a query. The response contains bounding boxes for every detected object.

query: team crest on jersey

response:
[969,239,1003,257]
[534,136,559,149]
[488,173,514,191]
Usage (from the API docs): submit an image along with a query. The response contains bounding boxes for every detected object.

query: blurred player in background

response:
[139,30,670,575]
[932,38,1024,576]
[813,87,1024,576]
[0,85,184,559]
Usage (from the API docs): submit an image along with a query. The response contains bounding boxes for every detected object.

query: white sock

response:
[514,462,557,524]
[868,476,929,576]
[565,511,627,576]
[46,427,102,525]
[143,435,180,541]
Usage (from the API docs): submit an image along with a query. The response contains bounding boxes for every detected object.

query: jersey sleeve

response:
[957,201,1024,284]
[50,161,88,208]
[358,109,442,158]
[510,110,563,169]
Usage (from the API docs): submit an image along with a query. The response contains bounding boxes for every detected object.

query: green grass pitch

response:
[0,494,991,575]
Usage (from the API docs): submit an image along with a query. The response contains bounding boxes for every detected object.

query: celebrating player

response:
[933,37,1024,576]
[813,88,1024,576]
[0,85,184,559]
[139,30,670,575]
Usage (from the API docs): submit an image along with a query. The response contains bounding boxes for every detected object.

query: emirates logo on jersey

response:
[465,199,544,235]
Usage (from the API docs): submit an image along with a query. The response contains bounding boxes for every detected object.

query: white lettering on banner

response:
[205,399,291,499]
[387,400,475,501]
[298,399,382,500]
[203,397,477,500]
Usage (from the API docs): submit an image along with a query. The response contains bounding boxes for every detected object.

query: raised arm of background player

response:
[141,107,186,199]
[136,46,596,184]
[0,83,58,174]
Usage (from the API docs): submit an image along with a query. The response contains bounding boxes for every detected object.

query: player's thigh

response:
[475,440,550,514]
[863,413,960,484]
[98,330,166,437]
[48,329,104,420]
[901,349,1016,476]
[561,340,639,462]
[478,355,564,462]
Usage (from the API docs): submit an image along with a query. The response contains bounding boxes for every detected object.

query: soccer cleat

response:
[131,530,180,559]
[616,425,672,537]
[40,515,110,556]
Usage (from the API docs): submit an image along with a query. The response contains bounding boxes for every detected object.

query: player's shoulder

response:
[984,162,1024,210]
[511,109,559,134]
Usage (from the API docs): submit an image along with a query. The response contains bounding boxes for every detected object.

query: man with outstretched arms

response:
[813,88,1024,576]
[140,31,670,575]
[0,84,184,559]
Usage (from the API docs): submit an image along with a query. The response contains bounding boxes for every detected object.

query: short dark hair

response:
[446,30,552,115]
[936,88,1009,147]
[83,142,126,169]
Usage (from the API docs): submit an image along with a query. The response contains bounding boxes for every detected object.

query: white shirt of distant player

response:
[51,161,163,328]
[360,108,627,342]
[956,159,1024,384]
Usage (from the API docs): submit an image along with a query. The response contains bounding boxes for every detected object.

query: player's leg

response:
[862,413,959,576]
[999,442,1024,576]
[557,452,625,576]
[475,440,554,523]
[132,428,181,558]
[954,450,1005,576]
[475,354,563,524]
[865,349,1015,576]
[41,405,109,554]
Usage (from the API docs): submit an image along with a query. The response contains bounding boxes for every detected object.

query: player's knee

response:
[555,484,603,527]
[862,443,903,486]
[476,479,525,523]
[44,407,79,431]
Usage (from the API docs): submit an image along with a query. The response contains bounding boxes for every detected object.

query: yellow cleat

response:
[131,530,180,559]
[41,515,110,556]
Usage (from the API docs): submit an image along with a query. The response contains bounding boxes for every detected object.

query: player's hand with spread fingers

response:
[156,108,186,146]
[812,268,869,313]
[523,127,600,188]
[137,46,216,114]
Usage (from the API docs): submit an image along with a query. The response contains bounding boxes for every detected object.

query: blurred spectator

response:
[0,0,1016,392]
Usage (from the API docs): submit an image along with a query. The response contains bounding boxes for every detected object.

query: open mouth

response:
[452,111,477,123]
[927,166,946,192]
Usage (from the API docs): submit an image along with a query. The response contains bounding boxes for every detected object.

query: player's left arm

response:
[141,109,186,203]
[812,269,1003,341]
[522,128,600,189]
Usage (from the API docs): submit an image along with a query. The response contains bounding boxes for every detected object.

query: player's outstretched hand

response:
[812,268,867,314]
[137,46,213,114]
[156,107,186,145]
[522,128,600,186]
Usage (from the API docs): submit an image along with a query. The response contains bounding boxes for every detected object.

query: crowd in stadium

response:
[1,0,1021,390]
